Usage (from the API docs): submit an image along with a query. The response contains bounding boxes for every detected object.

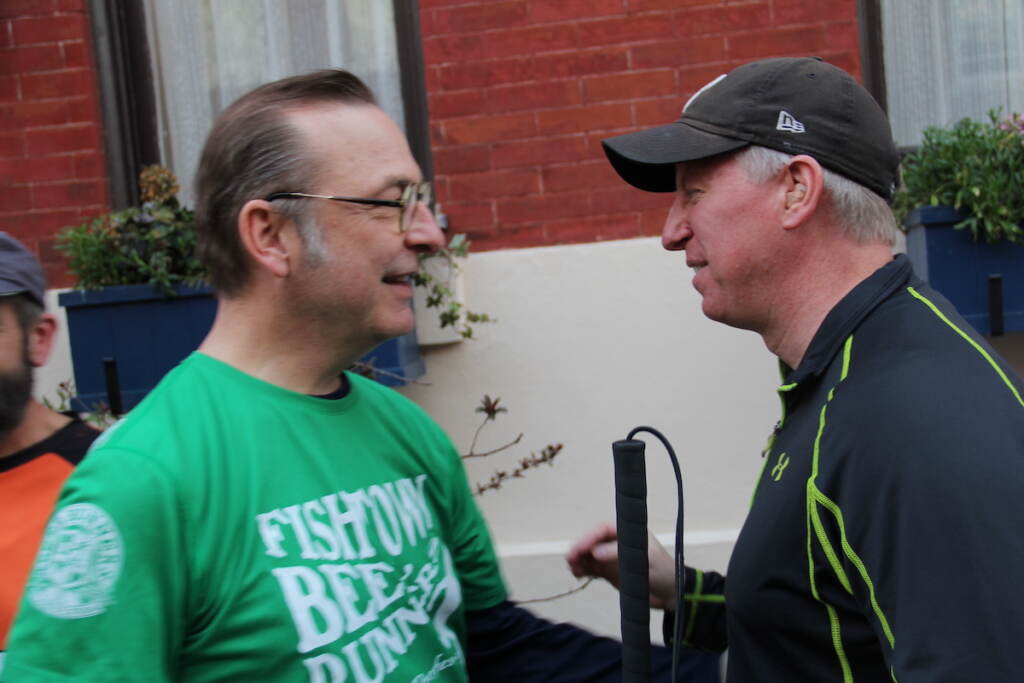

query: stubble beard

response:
[0,350,35,438]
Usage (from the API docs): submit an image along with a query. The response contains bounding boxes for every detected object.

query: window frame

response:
[88,0,433,209]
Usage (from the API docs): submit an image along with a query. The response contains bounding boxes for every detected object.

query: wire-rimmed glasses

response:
[265,181,432,233]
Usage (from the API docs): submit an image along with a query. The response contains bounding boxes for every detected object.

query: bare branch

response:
[473,443,563,494]
[516,578,596,604]
[462,432,524,460]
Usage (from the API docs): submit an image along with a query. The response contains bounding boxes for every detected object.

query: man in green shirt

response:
[4,70,718,683]
[6,69,498,683]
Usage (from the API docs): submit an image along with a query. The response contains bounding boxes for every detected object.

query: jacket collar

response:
[784,254,914,384]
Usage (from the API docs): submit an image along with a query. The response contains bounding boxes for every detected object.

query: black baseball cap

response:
[602,57,899,200]
[0,232,46,307]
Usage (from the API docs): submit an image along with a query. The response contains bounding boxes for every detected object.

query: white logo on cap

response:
[683,74,727,113]
[776,111,805,133]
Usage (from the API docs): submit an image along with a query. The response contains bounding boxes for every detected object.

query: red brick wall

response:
[0,0,108,288]
[421,0,862,251]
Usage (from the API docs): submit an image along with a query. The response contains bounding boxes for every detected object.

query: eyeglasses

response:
[265,181,432,234]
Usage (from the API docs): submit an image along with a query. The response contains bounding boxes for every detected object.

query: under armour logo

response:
[770,452,790,481]
[776,111,805,133]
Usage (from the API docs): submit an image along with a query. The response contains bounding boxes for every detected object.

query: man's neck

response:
[0,400,72,459]
[198,295,370,396]
[763,243,893,370]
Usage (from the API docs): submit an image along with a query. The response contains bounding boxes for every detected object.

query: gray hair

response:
[734,146,899,246]
[194,70,375,294]
[270,197,331,266]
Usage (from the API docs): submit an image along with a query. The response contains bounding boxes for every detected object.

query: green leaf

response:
[894,108,1024,245]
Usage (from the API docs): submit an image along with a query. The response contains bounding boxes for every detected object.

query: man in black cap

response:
[568,57,1024,680]
[0,233,98,671]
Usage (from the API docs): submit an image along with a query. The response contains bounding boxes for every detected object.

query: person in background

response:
[0,233,99,675]
[4,70,718,682]
[568,56,1024,681]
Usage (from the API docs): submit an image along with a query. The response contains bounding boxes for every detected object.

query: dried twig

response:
[463,395,523,459]
[517,577,596,604]
[474,443,563,495]
[461,432,523,459]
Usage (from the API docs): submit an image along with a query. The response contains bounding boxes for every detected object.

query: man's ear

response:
[26,313,58,368]
[781,155,824,230]
[237,199,296,279]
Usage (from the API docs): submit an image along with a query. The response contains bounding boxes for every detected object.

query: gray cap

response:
[0,233,46,307]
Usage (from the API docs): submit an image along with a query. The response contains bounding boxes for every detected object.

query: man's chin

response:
[370,315,416,346]
[701,303,759,334]
[699,298,722,323]
[700,297,732,324]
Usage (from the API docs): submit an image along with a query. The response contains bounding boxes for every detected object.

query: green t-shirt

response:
[3,353,506,682]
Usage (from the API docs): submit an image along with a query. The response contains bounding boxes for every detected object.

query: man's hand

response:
[565,522,677,609]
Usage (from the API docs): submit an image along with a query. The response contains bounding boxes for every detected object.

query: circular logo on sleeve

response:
[27,503,124,619]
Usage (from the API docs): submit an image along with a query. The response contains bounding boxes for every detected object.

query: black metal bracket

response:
[103,357,124,417]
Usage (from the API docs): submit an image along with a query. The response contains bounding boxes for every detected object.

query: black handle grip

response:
[613,438,650,682]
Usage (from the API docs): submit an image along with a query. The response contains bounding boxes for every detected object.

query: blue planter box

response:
[59,284,217,411]
[59,283,424,411]
[905,206,1024,335]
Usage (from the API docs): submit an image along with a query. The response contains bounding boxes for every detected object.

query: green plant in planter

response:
[57,166,208,294]
[894,109,1024,244]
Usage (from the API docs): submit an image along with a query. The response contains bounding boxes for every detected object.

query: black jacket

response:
[677,255,1024,681]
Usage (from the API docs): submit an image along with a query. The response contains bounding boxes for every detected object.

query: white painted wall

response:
[34,237,781,642]
[399,237,780,639]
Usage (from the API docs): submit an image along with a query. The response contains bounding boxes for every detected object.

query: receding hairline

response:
[281,100,399,140]
[281,102,421,192]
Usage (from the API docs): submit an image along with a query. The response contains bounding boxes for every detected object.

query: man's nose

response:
[405,202,446,254]
[661,198,692,251]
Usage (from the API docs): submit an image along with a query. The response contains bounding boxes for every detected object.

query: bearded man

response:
[0,232,98,673]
